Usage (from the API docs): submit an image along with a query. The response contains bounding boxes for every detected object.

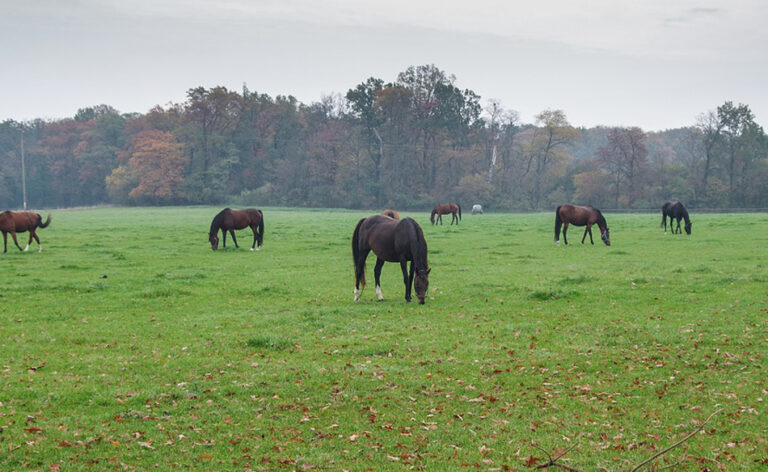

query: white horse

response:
[471,204,483,215]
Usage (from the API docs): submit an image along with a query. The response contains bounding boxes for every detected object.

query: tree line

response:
[1,64,766,210]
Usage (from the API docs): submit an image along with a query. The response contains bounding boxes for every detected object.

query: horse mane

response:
[402,218,428,271]
[592,207,608,228]
[209,208,230,236]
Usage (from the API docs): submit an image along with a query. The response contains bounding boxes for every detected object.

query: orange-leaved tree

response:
[107,130,188,204]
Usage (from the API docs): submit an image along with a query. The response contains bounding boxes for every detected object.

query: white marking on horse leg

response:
[250,247,254,252]
[38,244,42,253]
[24,244,29,252]
[376,285,383,301]
[556,240,560,247]
[354,288,360,302]
[256,245,261,252]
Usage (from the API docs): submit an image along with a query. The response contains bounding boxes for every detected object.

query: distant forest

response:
[2,64,767,211]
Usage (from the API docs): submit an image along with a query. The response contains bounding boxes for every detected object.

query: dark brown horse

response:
[430,203,461,225]
[209,208,264,251]
[382,209,400,220]
[554,204,610,246]
[352,215,431,304]
[661,201,691,235]
[0,211,52,253]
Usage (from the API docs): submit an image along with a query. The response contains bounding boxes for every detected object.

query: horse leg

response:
[230,230,239,248]
[675,218,681,234]
[562,223,569,245]
[24,232,32,252]
[374,258,385,301]
[250,226,258,251]
[581,224,589,244]
[32,231,41,252]
[400,259,413,303]
[10,231,22,251]
[2,231,6,253]
[439,213,443,225]
[354,248,370,301]
[222,231,227,248]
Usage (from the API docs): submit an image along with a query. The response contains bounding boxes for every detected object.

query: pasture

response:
[1,207,766,471]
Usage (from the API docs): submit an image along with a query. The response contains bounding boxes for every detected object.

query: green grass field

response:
[1,207,766,471]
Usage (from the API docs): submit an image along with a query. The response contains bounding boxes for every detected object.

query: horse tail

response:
[457,204,462,221]
[352,218,366,288]
[554,206,562,242]
[257,210,264,246]
[37,214,52,228]
[430,208,436,225]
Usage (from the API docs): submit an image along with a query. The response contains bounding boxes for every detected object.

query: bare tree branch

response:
[630,409,721,472]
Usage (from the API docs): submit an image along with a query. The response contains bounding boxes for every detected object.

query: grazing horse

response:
[430,203,462,225]
[554,204,610,246]
[209,208,264,251]
[382,209,400,220]
[471,204,483,215]
[352,215,431,304]
[0,211,52,253]
[661,201,692,235]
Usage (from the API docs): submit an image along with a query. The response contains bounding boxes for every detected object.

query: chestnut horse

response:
[382,209,400,220]
[209,208,264,251]
[661,201,691,235]
[430,203,461,225]
[352,215,431,304]
[0,211,52,253]
[554,204,610,246]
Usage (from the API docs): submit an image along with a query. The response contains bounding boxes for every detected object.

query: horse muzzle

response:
[417,296,425,305]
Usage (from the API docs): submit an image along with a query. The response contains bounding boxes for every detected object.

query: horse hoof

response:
[250,248,254,252]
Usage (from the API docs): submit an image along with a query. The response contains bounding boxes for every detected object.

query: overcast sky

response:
[2,0,766,130]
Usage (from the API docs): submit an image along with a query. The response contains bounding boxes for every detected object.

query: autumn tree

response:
[599,127,648,208]
[183,86,243,202]
[346,77,386,203]
[520,110,577,209]
[107,130,188,204]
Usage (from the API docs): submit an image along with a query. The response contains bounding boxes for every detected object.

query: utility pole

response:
[21,128,27,210]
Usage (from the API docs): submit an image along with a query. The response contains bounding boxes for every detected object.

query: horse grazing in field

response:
[554,204,610,246]
[430,203,461,225]
[352,215,431,304]
[0,211,52,253]
[209,208,264,251]
[661,201,691,235]
[382,209,400,220]
[471,204,483,215]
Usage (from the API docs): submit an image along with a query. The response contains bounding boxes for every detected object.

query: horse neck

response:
[595,213,607,232]
[209,212,224,235]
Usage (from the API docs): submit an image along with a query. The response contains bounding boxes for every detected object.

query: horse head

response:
[414,268,431,304]
[684,221,692,235]
[601,228,611,246]
[209,233,219,250]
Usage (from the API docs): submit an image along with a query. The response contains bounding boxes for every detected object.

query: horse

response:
[661,201,691,235]
[209,208,264,251]
[0,211,52,253]
[352,215,431,304]
[382,209,400,220]
[471,204,483,215]
[430,203,461,225]
[554,204,610,246]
